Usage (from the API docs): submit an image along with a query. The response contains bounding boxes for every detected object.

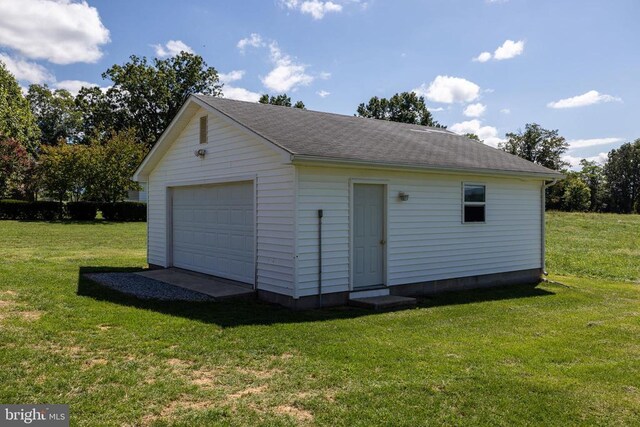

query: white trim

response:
[164,174,256,188]
[292,167,299,299]
[291,155,564,180]
[253,178,258,290]
[349,179,388,291]
[462,182,487,224]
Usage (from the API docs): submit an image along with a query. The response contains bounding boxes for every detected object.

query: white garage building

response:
[133,95,562,308]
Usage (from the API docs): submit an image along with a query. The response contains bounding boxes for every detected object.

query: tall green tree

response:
[38,141,89,203]
[84,129,147,203]
[0,62,40,154]
[577,159,606,211]
[499,123,569,171]
[356,92,444,128]
[562,174,591,212]
[259,94,305,109]
[27,84,83,146]
[603,139,640,213]
[82,52,222,147]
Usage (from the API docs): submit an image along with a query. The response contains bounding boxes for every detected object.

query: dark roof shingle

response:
[195,95,562,177]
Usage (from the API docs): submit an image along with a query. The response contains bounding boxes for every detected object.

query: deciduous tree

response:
[259,94,305,109]
[84,130,147,203]
[0,62,40,154]
[603,139,640,213]
[499,123,568,171]
[38,142,89,203]
[0,137,31,198]
[27,84,82,146]
[356,92,444,128]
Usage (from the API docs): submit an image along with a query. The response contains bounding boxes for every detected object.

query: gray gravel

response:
[85,273,216,301]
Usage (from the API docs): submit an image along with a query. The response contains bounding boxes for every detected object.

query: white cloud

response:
[463,103,486,118]
[153,40,193,58]
[281,0,343,19]
[0,53,53,83]
[547,90,622,109]
[319,71,331,80]
[563,153,608,169]
[0,0,109,64]
[219,70,245,84]
[54,79,105,96]
[473,52,491,63]
[450,119,503,147]
[222,86,261,102]
[218,69,261,102]
[500,108,511,114]
[429,106,445,112]
[494,39,525,60]
[567,137,623,150]
[316,90,330,98]
[237,33,264,52]
[414,75,480,104]
[474,39,524,62]
[261,42,314,92]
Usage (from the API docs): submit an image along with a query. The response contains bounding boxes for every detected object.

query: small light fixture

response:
[398,191,409,201]
[194,148,206,159]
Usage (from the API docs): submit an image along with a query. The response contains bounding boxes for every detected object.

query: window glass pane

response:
[464,185,485,202]
[464,205,485,222]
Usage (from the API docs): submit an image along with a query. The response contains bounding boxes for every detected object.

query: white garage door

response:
[171,181,254,284]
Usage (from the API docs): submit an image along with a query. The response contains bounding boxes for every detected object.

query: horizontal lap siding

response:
[148,108,295,295]
[295,166,542,297]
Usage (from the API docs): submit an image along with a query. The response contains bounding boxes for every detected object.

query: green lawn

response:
[0,213,638,426]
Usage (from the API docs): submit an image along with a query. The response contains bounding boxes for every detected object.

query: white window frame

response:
[462,182,486,224]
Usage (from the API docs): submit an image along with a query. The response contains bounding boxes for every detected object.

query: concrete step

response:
[348,295,417,310]
[349,288,390,299]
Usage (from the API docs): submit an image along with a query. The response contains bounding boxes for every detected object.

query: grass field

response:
[0,212,638,426]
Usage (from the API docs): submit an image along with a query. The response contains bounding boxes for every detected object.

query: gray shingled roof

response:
[195,95,562,178]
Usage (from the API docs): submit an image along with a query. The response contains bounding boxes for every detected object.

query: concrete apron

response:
[136,268,254,300]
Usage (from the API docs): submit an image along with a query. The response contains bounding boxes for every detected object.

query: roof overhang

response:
[290,154,565,180]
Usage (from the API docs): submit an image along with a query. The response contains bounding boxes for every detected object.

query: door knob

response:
[380,240,386,245]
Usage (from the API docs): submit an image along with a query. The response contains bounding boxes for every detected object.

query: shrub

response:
[0,199,60,220]
[100,202,146,222]
[67,201,98,221]
[24,201,61,220]
[0,199,29,219]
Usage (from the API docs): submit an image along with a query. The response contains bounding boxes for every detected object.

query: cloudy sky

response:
[0,0,637,167]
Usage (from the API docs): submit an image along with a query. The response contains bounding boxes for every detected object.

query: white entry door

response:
[353,184,385,289]
[171,181,254,284]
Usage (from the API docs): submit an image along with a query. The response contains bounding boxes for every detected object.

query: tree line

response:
[1,51,638,213]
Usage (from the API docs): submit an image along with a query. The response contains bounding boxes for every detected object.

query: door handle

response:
[380,239,386,245]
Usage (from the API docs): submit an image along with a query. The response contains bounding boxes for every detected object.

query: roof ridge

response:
[195,94,454,133]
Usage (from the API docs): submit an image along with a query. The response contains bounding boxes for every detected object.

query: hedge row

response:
[100,202,147,221]
[0,200,146,221]
[0,200,61,220]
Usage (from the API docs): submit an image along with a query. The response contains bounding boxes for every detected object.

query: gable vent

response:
[199,116,208,144]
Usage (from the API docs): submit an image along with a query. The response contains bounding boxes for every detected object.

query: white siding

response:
[147,108,295,296]
[295,166,543,297]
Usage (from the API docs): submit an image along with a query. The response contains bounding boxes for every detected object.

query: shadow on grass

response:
[77,266,554,328]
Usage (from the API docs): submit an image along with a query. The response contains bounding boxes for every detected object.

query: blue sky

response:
[0,0,638,167]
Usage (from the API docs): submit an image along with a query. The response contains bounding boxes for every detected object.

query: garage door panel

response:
[172,181,254,284]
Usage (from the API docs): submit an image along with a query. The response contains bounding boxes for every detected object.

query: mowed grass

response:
[0,213,638,426]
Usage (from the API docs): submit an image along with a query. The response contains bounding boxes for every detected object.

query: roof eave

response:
[290,154,565,180]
